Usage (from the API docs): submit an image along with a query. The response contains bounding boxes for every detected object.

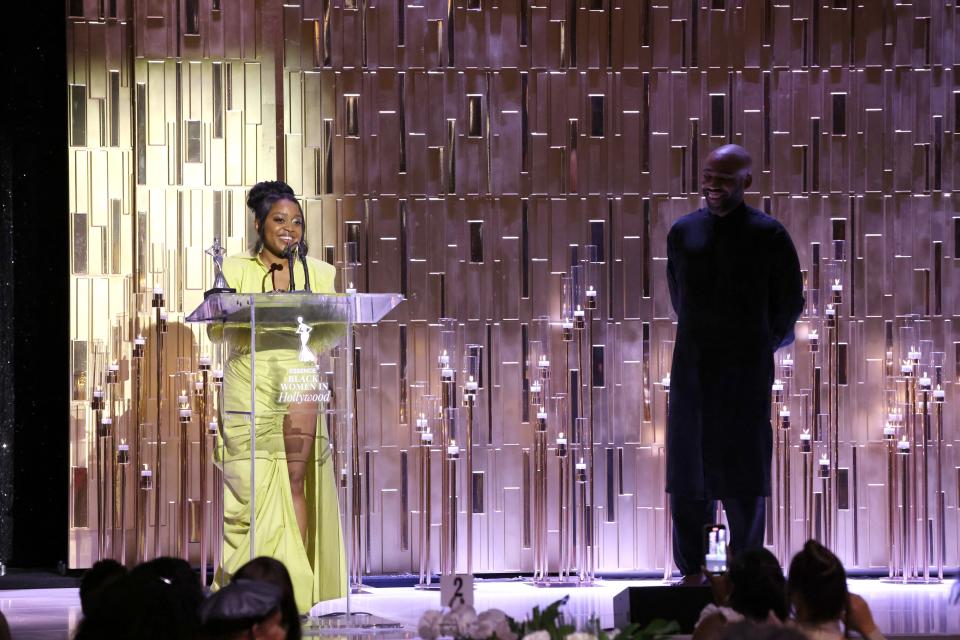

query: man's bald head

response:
[702,144,753,216]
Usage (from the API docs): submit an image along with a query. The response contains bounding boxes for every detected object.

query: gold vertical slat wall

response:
[69,0,960,574]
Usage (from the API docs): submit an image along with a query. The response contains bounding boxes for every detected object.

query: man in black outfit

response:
[665,144,804,580]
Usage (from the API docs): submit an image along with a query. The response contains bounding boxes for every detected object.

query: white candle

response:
[661,373,670,389]
[160,311,168,321]
[831,279,842,292]
[908,346,921,361]
[919,373,931,389]
[901,361,913,374]
[416,414,428,430]
[530,381,542,393]
[101,417,112,426]
[212,368,223,380]
[825,304,835,316]
[574,306,585,318]
[819,454,830,467]
[153,285,163,295]
[465,376,478,392]
[209,418,219,434]
[779,409,791,418]
[179,407,192,419]
[537,409,548,420]
[141,468,153,477]
[576,459,587,471]
[194,381,204,392]
[421,430,433,443]
[93,389,104,399]
[897,435,910,451]
[800,430,811,442]
[199,355,211,367]
[883,424,896,438]
[447,440,459,456]
[783,355,793,367]
[586,286,597,298]
[933,385,945,400]
[562,320,574,330]
[556,433,567,446]
[108,362,119,372]
[346,282,357,295]
[439,351,450,366]
[441,367,454,379]
[178,391,189,404]
[134,336,145,346]
[538,355,550,368]
[772,380,784,392]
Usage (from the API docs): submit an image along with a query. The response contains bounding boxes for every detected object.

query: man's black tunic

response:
[666,202,804,499]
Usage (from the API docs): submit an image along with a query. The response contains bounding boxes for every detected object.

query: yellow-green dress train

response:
[212,252,346,613]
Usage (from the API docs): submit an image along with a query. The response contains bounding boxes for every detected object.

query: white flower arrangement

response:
[416,596,678,640]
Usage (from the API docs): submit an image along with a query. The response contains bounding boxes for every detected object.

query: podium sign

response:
[187,292,402,614]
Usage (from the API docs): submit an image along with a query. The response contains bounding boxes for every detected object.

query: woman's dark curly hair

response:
[727,547,788,622]
[787,539,848,624]
[246,180,308,255]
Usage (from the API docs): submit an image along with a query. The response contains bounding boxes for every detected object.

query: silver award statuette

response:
[204,236,236,298]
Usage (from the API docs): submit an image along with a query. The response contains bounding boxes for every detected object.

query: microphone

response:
[261,262,283,292]
[297,241,312,292]
[283,243,297,291]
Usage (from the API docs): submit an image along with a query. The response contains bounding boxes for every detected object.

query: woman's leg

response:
[283,402,318,544]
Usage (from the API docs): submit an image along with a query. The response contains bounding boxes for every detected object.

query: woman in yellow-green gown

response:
[213,180,346,613]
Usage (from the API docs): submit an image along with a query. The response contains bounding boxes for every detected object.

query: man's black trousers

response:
[669,494,766,576]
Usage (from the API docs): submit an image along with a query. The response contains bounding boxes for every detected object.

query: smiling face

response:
[701,146,752,216]
[255,198,303,263]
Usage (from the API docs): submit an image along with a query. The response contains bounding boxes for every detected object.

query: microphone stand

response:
[298,243,312,292]
[285,248,297,292]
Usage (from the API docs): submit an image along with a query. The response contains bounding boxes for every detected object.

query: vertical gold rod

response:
[908,381,917,579]
[886,440,896,578]
[465,398,474,575]
[447,452,458,574]
[663,391,672,582]
[132,343,144,564]
[585,307,595,582]
[198,370,209,585]
[936,400,944,580]
[899,446,910,583]
[179,405,189,560]
[921,387,930,581]
[94,404,104,562]
[557,450,567,581]
[152,301,164,559]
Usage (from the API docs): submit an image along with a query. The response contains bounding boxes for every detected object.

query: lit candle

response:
[800,429,811,452]
[441,366,454,380]
[883,423,896,439]
[160,311,169,321]
[208,417,219,434]
[194,381,204,394]
[586,286,597,299]
[536,408,548,431]
[919,372,931,389]
[783,354,794,368]
[421,429,433,443]
[831,279,842,292]
[772,380,784,392]
[661,373,671,389]
[118,440,130,464]
[538,355,550,369]
[933,385,945,401]
[818,454,830,477]
[901,360,913,375]
[562,320,574,330]
[178,390,189,405]
[897,435,910,451]
[779,408,791,418]
[574,306,585,318]
[416,413,428,431]
[153,285,163,295]
[199,355,211,367]
[825,304,835,317]
[530,381,542,394]
[556,432,568,456]
[908,346,921,361]
[93,388,104,399]
[346,282,357,295]
[439,350,450,367]
[212,368,223,380]
[465,376,478,392]
[576,458,587,482]
[108,361,119,372]
[447,439,460,457]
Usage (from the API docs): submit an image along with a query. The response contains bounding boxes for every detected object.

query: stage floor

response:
[2,578,959,639]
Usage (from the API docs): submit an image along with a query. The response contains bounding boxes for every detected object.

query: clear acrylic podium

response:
[187,291,402,616]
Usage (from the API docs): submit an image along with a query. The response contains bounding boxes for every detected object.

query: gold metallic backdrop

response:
[68,0,960,576]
